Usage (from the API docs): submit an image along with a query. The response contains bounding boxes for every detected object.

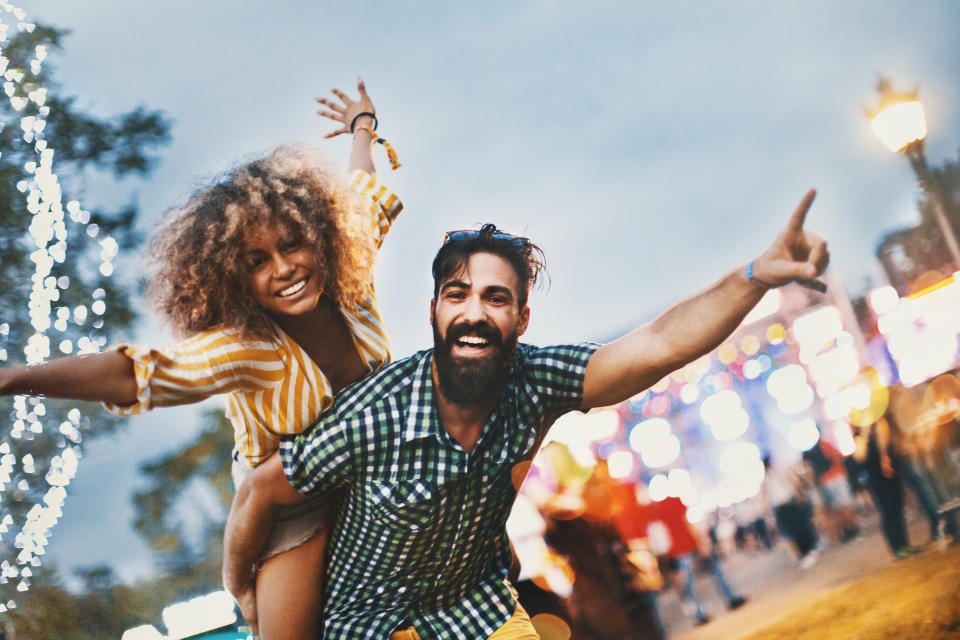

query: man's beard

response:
[433,318,517,408]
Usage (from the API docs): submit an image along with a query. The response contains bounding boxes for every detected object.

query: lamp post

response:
[867,78,960,271]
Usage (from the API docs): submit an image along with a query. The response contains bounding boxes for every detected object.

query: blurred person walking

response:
[763,457,820,567]
[655,496,747,625]
[855,413,917,558]
[803,434,861,543]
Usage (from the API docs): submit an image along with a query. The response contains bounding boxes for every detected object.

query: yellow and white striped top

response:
[104,170,402,466]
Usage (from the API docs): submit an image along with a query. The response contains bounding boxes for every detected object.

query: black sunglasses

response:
[443,228,529,248]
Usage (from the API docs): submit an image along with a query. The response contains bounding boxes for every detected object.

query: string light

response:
[0,2,120,609]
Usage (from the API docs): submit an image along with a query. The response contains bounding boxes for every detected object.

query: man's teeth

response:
[458,336,489,346]
[278,280,306,297]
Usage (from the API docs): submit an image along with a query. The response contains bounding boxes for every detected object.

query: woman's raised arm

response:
[315,77,379,175]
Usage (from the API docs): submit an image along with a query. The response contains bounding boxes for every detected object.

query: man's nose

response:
[460,295,486,322]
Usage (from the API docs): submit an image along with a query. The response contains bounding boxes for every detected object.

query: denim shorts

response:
[231,449,339,561]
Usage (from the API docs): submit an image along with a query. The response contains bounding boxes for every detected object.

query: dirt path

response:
[666,515,960,639]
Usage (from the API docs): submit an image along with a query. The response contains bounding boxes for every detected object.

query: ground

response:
[663,513,960,639]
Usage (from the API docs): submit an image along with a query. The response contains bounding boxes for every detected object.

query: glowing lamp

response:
[869,97,927,153]
[867,79,960,268]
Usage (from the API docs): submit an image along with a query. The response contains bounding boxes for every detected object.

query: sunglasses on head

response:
[443,228,529,248]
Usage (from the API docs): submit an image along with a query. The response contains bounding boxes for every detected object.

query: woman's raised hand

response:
[315,77,376,138]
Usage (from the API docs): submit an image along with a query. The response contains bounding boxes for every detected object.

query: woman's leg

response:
[255,524,331,640]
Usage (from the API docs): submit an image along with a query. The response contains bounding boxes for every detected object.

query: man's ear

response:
[517,305,530,336]
[429,299,436,326]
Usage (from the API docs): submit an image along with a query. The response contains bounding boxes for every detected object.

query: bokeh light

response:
[606,450,635,480]
[700,390,749,441]
[531,613,572,640]
[767,364,815,414]
[648,473,669,502]
[628,418,681,468]
[792,305,843,352]
[787,418,820,451]
[0,5,122,605]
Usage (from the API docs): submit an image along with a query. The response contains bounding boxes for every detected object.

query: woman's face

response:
[243,223,323,317]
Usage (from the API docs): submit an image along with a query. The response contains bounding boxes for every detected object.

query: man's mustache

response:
[445,321,503,347]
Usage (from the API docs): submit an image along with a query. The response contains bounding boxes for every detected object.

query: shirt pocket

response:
[366,480,439,532]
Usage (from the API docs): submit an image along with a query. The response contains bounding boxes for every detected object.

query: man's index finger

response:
[787,189,817,232]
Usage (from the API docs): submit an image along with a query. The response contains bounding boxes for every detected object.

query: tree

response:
[876,149,960,295]
[0,20,170,605]
[5,562,227,639]
[133,409,234,567]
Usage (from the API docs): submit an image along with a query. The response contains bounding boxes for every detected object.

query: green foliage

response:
[5,560,225,639]
[133,410,234,559]
[920,148,960,232]
[0,22,170,603]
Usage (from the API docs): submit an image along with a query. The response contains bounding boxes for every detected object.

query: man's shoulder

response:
[323,349,431,422]
[513,341,601,371]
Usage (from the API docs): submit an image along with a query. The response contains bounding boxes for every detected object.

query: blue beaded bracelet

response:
[745,261,773,289]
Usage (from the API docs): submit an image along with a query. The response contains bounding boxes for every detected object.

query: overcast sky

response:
[9,1,960,586]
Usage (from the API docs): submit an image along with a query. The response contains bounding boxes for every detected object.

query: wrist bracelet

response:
[349,112,378,134]
[745,261,774,289]
[353,124,402,171]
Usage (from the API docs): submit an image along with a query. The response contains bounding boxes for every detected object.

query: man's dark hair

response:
[431,223,547,308]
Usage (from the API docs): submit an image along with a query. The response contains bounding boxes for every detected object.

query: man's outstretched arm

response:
[222,453,306,635]
[581,189,827,409]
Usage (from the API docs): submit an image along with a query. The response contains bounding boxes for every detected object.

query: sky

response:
[6,1,960,586]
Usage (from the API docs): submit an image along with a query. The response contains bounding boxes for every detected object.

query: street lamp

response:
[867,78,960,270]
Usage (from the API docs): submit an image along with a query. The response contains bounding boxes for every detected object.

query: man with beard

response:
[225,195,828,639]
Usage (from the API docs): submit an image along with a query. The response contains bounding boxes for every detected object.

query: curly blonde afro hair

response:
[147,147,375,339]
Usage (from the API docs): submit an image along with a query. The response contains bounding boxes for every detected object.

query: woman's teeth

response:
[278,279,306,297]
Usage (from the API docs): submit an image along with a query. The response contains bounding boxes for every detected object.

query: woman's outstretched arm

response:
[315,77,379,175]
[0,351,137,405]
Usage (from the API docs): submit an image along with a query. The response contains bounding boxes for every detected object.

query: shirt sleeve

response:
[279,410,353,496]
[102,329,286,415]
[349,169,403,250]
[517,342,601,427]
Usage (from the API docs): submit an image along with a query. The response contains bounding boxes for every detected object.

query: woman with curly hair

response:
[0,79,401,638]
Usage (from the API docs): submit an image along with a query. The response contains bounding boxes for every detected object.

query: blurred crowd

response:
[507,373,960,640]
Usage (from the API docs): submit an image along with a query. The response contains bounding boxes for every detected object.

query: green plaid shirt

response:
[280,342,598,639]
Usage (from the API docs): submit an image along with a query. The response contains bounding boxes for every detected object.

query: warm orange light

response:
[531,613,572,640]
[740,334,761,356]
[718,342,738,365]
[868,80,929,153]
[870,100,927,152]
[511,461,532,491]
[766,323,786,344]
